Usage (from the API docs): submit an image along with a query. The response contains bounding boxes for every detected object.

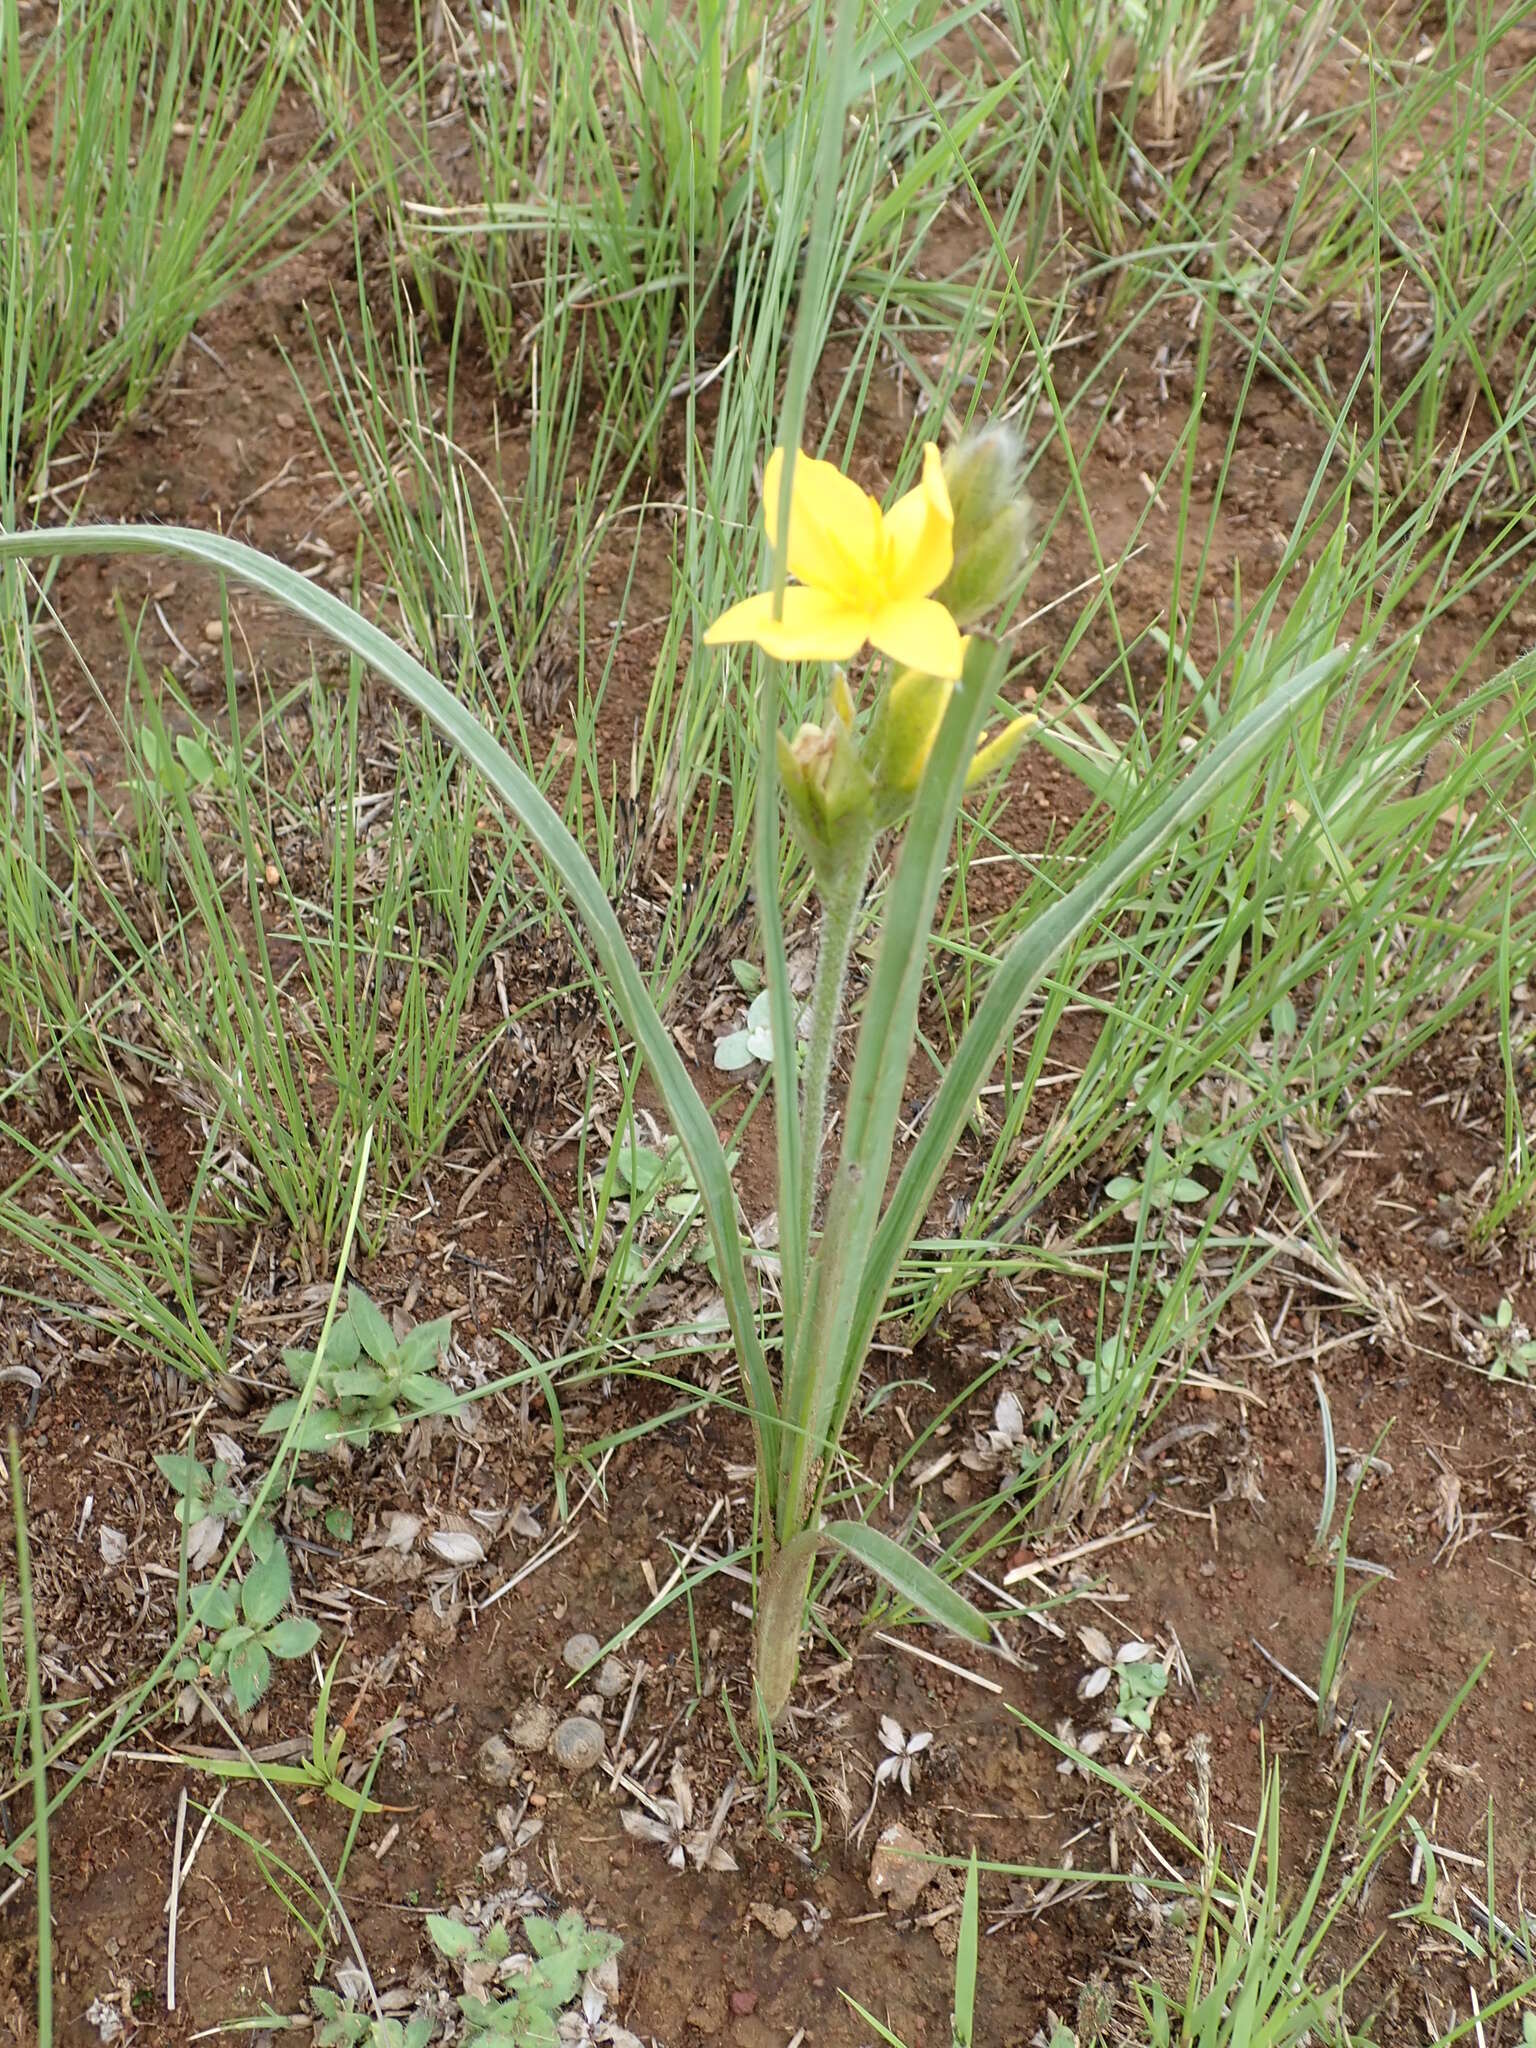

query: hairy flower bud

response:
[866,667,952,800]
[776,675,874,867]
[934,429,1033,627]
[867,649,1035,826]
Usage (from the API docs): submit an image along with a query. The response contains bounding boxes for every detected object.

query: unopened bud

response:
[964,713,1036,791]
[934,429,1033,627]
[776,694,874,867]
[867,668,952,800]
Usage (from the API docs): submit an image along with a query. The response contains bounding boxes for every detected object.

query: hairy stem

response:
[795,827,875,1254]
[752,1533,818,1727]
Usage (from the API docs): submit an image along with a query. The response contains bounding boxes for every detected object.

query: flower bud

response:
[934,429,1033,627]
[776,687,874,867]
[866,650,1033,824]
[964,713,1036,791]
[866,667,952,800]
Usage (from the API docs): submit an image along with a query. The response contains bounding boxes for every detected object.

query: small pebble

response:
[507,1701,554,1750]
[202,619,224,645]
[477,1734,516,1787]
[551,1715,605,1773]
[563,1632,600,1672]
[594,1657,627,1699]
[576,1693,603,1717]
[868,1822,934,1912]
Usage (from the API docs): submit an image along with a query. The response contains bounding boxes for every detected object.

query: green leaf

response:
[240,1543,292,1629]
[226,1637,272,1713]
[176,733,219,783]
[400,1376,459,1415]
[155,1453,209,1502]
[1116,1659,1168,1733]
[192,1583,237,1632]
[266,1616,322,1659]
[615,1136,669,1200]
[282,1347,317,1388]
[349,1286,397,1364]
[824,1520,989,1644]
[284,1314,359,1384]
[329,1366,391,1402]
[325,1507,353,1543]
[259,1400,344,1450]
[952,1849,979,2048]
[0,522,773,1500]
[523,1913,559,1958]
[427,1914,481,1961]
[395,1314,452,1374]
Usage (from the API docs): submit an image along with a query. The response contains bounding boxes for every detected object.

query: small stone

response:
[729,1991,758,2017]
[551,1715,605,1773]
[576,1693,603,1717]
[563,1632,601,1672]
[477,1735,516,1787]
[202,619,225,645]
[594,1657,627,1699]
[749,1902,797,1941]
[507,1701,554,1750]
[868,1822,935,1912]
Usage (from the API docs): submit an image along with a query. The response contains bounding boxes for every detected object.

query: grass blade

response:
[953,1848,979,2048]
[9,1429,51,2045]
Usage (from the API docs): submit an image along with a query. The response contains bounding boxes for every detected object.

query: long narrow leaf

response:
[953,1848,979,2048]
[825,1517,990,1643]
[10,1432,51,2045]
[848,647,1351,1397]
[0,524,778,1478]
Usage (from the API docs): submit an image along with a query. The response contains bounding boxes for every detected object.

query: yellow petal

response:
[881,443,954,600]
[704,585,870,663]
[765,448,882,605]
[703,589,777,648]
[867,596,964,679]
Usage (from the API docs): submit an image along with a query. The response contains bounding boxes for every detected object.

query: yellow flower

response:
[704,444,964,679]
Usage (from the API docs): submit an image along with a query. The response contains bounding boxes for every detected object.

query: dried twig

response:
[166,1785,188,2013]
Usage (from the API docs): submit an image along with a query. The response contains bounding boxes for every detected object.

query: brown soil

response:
[5,10,1536,2048]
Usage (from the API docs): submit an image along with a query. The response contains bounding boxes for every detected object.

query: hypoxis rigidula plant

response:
[0,448,1343,1721]
[703,430,1038,1715]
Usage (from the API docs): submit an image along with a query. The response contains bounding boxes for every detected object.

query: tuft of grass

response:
[1,0,331,509]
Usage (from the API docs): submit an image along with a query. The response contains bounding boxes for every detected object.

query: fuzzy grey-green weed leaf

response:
[240,1543,292,1630]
